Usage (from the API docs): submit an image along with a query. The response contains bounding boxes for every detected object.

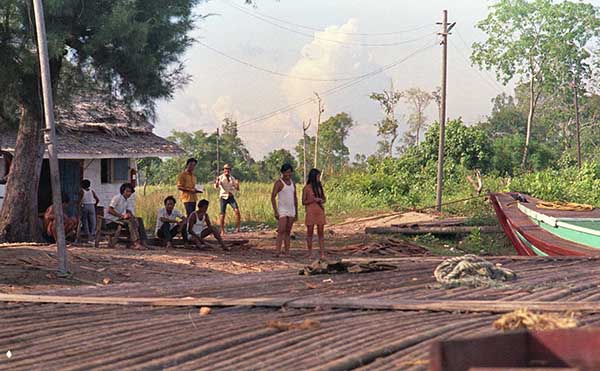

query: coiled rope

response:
[536,201,593,212]
[434,255,517,288]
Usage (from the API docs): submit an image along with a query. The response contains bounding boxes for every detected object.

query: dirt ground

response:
[0,212,435,294]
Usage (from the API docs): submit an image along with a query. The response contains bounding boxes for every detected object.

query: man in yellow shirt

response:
[177,158,202,217]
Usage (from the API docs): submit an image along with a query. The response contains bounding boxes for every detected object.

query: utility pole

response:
[313,93,324,169]
[32,0,68,274]
[435,10,455,212]
[302,120,312,184]
[216,127,220,177]
[573,79,582,169]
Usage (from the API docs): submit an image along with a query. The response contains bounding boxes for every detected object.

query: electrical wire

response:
[237,40,438,128]
[224,1,435,36]
[224,1,437,47]
[199,40,435,82]
[454,29,509,94]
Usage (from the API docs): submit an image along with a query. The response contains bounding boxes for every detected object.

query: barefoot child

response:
[271,163,298,256]
[79,179,99,241]
[187,199,226,249]
[302,168,327,259]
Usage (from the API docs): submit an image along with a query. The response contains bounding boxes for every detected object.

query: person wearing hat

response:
[214,163,241,234]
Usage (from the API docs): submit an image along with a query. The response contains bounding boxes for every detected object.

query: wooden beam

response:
[2,294,600,313]
[365,226,502,235]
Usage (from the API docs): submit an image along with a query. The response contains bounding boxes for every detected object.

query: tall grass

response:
[136,182,388,232]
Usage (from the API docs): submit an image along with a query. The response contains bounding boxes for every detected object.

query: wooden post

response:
[32,0,68,274]
[302,120,311,184]
[436,10,454,212]
[573,79,582,169]
[216,127,220,177]
[313,93,324,169]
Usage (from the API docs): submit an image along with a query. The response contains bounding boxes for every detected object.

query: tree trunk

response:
[521,76,536,169]
[0,102,45,243]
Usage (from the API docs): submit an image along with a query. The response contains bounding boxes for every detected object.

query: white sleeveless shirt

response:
[277,179,296,218]
[81,189,95,204]
[191,212,208,235]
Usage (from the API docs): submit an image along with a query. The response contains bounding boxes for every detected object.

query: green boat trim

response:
[536,220,600,248]
[517,202,600,246]
[514,229,548,256]
[518,203,558,226]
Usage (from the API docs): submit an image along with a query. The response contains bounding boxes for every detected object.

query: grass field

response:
[136,182,390,231]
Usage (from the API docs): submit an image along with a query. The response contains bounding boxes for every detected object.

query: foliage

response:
[419,119,493,171]
[256,149,299,182]
[472,0,600,167]
[403,87,434,146]
[318,112,354,176]
[508,162,600,206]
[369,82,404,157]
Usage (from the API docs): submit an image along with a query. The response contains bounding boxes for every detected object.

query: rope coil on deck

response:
[434,255,517,288]
[536,201,594,212]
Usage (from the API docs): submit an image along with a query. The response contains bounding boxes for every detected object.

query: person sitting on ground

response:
[271,163,298,256]
[155,195,186,249]
[215,163,241,234]
[105,183,148,250]
[43,193,79,243]
[79,179,99,242]
[187,199,226,249]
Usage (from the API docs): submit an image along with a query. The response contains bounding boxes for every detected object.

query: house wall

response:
[82,159,137,216]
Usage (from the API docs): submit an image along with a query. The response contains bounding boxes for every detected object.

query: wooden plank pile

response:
[347,238,429,256]
[366,217,501,235]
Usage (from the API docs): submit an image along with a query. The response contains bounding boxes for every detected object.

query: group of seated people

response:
[43,182,224,250]
[155,194,225,250]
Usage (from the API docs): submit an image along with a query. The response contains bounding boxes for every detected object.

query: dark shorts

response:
[220,196,239,214]
[184,202,196,217]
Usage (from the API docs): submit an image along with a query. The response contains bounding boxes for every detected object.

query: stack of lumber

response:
[347,238,429,256]
[366,218,501,235]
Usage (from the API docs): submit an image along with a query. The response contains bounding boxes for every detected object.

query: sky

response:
[154,0,524,159]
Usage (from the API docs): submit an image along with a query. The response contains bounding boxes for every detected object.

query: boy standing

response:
[215,164,241,235]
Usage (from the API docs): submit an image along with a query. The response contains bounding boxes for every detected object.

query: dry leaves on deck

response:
[299,260,397,276]
[494,308,579,331]
[267,319,320,331]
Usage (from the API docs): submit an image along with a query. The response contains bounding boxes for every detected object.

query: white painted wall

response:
[82,159,137,217]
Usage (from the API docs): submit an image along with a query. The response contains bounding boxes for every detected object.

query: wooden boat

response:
[431,328,600,371]
[490,193,600,256]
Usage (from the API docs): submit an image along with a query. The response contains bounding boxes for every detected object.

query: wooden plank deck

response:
[2,256,600,370]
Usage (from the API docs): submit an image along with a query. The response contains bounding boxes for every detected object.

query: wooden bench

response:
[94,216,131,248]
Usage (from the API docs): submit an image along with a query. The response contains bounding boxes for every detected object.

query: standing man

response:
[215,163,241,234]
[177,158,203,218]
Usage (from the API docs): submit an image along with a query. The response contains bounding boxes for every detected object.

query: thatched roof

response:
[0,96,182,159]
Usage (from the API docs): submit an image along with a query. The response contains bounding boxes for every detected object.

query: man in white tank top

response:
[270,163,298,256]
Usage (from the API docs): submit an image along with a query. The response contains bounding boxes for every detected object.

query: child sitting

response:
[187,199,226,249]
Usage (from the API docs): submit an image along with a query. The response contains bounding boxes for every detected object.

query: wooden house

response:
[0,96,182,215]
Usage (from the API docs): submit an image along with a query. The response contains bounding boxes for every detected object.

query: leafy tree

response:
[481,93,527,137]
[420,119,493,171]
[472,0,600,169]
[0,0,200,242]
[256,149,299,182]
[319,112,354,176]
[403,87,433,146]
[370,82,403,157]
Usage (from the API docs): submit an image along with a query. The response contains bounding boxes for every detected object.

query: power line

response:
[450,42,507,95]
[237,41,438,128]
[224,1,437,47]
[224,1,435,37]
[199,40,436,83]
[454,29,508,94]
